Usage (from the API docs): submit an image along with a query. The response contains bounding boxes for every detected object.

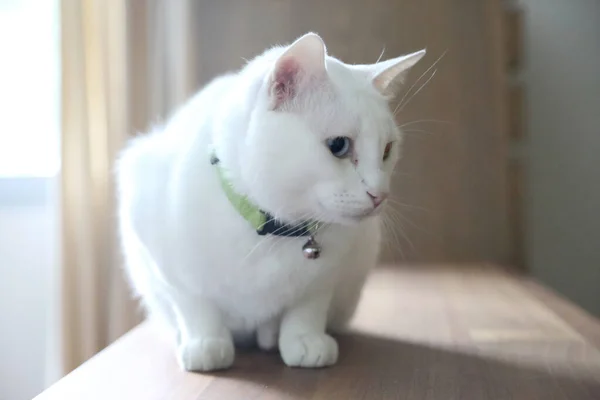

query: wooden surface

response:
[36,265,600,399]
[128,0,512,264]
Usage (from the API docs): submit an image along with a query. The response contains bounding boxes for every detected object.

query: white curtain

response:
[54,0,199,379]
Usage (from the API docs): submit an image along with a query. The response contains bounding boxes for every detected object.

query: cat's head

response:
[239,33,425,225]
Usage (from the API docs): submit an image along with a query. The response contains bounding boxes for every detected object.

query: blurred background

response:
[0,0,598,399]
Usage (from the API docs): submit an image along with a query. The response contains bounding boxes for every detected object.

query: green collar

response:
[211,154,318,237]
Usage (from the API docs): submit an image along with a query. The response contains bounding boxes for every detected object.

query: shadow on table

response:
[200,333,600,400]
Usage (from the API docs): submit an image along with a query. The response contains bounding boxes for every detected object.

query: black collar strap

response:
[257,215,313,237]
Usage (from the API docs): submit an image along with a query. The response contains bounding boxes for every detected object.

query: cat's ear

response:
[270,32,327,108]
[366,50,426,97]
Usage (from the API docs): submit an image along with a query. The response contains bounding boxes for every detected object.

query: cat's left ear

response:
[365,49,426,97]
[270,32,327,108]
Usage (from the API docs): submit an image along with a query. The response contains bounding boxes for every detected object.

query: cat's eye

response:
[383,142,393,160]
[326,136,352,158]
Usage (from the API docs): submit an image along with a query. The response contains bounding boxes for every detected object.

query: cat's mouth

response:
[316,202,381,225]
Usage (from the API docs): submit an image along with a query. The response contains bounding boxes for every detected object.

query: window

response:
[0,0,60,178]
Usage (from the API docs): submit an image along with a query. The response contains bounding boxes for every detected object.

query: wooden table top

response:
[35,265,600,399]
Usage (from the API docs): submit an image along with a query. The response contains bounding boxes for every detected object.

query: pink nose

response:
[367,191,388,208]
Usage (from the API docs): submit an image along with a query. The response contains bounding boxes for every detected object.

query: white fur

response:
[116,33,424,371]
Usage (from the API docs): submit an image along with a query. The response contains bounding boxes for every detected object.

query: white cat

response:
[116,33,424,372]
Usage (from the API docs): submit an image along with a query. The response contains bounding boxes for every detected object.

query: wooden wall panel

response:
[508,160,525,269]
[504,2,524,70]
[508,84,525,140]
[187,0,511,264]
[504,0,526,269]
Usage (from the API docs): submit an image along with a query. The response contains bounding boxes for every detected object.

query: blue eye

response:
[326,136,351,158]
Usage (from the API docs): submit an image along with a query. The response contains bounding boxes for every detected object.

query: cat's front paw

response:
[177,336,235,372]
[279,333,338,368]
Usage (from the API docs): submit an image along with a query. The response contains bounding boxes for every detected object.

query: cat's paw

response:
[279,333,338,368]
[177,336,235,372]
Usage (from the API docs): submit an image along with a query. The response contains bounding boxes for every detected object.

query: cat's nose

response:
[367,191,388,208]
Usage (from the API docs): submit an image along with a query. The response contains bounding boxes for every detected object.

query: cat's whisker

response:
[243,237,268,262]
[242,216,284,262]
[401,128,436,135]
[393,50,447,116]
[386,204,430,236]
[395,69,437,115]
[380,215,394,249]
[262,236,287,257]
[396,119,453,130]
[380,215,390,250]
[241,206,297,261]
[384,208,415,252]
[379,216,393,254]
[261,212,318,256]
[375,47,386,63]
[387,198,430,213]
[244,224,296,262]
[263,231,302,257]
[382,213,405,259]
[393,68,436,117]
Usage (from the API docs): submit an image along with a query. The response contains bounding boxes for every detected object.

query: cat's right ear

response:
[269,32,327,109]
